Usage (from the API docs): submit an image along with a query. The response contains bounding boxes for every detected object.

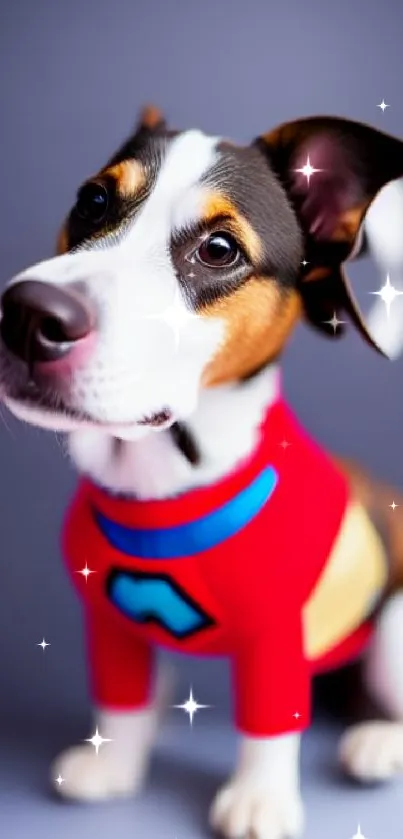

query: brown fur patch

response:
[303,266,331,283]
[202,194,263,264]
[138,104,165,131]
[261,123,300,150]
[332,203,368,244]
[201,277,301,385]
[56,224,69,255]
[103,160,147,199]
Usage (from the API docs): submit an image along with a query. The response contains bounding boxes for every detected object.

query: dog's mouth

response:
[3,383,175,433]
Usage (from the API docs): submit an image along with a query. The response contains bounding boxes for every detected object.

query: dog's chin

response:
[3,395,176,439]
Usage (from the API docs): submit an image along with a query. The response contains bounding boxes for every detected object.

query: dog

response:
[2,106,403,839]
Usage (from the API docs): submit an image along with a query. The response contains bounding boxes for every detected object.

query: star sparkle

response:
[172,687,210,726]
[295,155,322,185]
[85,727,113,755]
[390,501,399,511]
[351,825,367,839]
[280,440,291,450]
[378,100,389,112]
[301,260,309,267]
[144,286,202,350]
[37,638,50,651]
[293,712,301,720]
[370,275,403,318]
[323,311,346,334]
[77,563,95,581]
[55,774,65,786]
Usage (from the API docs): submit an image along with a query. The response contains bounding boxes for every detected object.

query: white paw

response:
[339,721,403,782]
[210,779,304,839]
[51,744,146,801]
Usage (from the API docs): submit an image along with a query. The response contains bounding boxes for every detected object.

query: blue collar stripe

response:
[93,465,278,560]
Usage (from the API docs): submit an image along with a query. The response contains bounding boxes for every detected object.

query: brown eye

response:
[196,232,240,268]
[75,182,109,224]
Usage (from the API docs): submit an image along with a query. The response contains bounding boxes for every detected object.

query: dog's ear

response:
[106,104,168,169]
[255,117,403,353]
[135,105,167,134]
[124,105,167,146]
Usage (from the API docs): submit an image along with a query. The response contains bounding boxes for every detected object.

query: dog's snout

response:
[0,280,94,365]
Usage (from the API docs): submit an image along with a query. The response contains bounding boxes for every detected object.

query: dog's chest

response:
[61,399,352,659]
[62,466,281,655]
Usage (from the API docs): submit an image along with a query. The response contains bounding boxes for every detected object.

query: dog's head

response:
[1,106,403,438]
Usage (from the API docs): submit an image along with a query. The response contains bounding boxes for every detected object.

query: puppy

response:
[1,107,403,839]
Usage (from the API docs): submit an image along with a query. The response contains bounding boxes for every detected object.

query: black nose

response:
[0,280,94,365]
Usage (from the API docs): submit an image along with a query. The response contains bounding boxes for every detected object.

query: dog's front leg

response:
[51,607,168,801]
[210,733,303,839]
[211,635,307,839]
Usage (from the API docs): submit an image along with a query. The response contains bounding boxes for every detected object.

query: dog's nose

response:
[0,280,94,365]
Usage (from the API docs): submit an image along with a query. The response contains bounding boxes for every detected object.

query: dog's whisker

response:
[0,403,15,438]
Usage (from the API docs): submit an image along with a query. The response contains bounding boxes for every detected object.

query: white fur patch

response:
[365,180,403,269]
[210,733,303,838]
[364,591,403,719]
[339,721,403,781]
[51,662,174,800]
[68,364,281,497]
[339,592,403,782]
[364,178,403,359]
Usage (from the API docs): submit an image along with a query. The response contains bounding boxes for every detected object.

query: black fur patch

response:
[170,421,201,465]
[64,133,172,251]
[206,143,304,286]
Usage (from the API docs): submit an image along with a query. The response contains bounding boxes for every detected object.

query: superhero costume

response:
[62,397,377,738]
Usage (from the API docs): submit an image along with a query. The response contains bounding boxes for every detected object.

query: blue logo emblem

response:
[107,570,214,638]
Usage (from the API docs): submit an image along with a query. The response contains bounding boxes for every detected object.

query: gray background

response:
[1,0,403,836]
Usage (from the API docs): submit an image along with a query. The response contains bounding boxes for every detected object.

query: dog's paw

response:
[51,744,146,801]
[339,721,403,782]
[209,779,304,839]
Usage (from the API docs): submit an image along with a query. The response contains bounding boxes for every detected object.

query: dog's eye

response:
[196,232,240,268]
[74,183,109,224]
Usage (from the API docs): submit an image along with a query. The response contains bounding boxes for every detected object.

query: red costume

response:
[62,397,374,738]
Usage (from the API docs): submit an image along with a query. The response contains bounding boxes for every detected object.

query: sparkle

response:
[293,712,301,719]
[172,687,210,726]
[85,727,113,755]
[390,501,399,511]
[295,155,322,185]
[352,825,367,839]
[144,287,202,350]
[280,440,291,450]
[323,311,346,334]
[55,774,65,786]
[301,260,309,267]
[370,274,403,318]
[37,638,50,651]
[77,563,95,581]
[378,100,389,112]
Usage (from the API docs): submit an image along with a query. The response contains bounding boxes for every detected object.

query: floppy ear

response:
[255,117,403,353]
